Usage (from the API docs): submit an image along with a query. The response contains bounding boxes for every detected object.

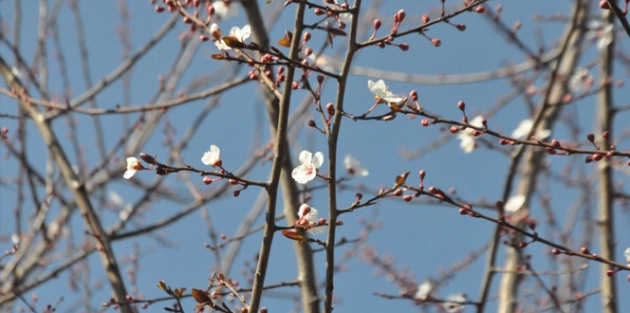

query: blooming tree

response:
[1,0,630,313]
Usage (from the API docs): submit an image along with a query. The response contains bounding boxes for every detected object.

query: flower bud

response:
[431,38,441,47]
[140,153,158,165]
[203,177,213,185]
[457,100,465,111]
[326,103,335,116]
[409,90,418,101]
[395,10,406,23]
[373,19,381,30]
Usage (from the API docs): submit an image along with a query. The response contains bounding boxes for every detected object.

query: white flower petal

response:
[444,294,466,313]
[312,152,324,168]
[504,195,526,213]
[298,150,313,165]
[201,145,222,167]
[344,155,369,176]
[212,1,238,20]
[512,119,533,139]
[415,280,433,300]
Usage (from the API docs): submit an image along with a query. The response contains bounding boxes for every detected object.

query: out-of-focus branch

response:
[0,56,132,313]
[495,0,590,312]
[596,7,617,313]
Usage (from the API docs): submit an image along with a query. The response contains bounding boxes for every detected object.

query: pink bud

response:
[421,119,430,127]
[419,170,426,180]
[457,100,465,111]
[326,103,335,116]
[410,90,418,101]
[399,43,409,51]
[422,14,430,24]
[431,38,441,47]
[396,10,406,23]
[373,19,381,30]
[450,126,459,133]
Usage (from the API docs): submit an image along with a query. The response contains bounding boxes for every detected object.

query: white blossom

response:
[292,150,324,184]
[212,1,238,20]
[201,145,222,167]
[214,24,251,51]
[457,116,484,154]
[504,195,526,213]
[511,119,551,140]
[414,280,433,300]
[343,155,368,176]
[597,24,614,51]
[109,191,124,207]
[624,247,630,264]
[124,157,143,179]
[296,203,324,234]
[298,203,318,225]
[568,67,593,94]
[368,79,407,105]
[443,293,466,313]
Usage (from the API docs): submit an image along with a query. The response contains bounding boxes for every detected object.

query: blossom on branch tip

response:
[213,24,251,51]
[295,204,324,234]
[343,155,368,176]
[291,150,324,184]
[124,157,144,179]
[201,145,222,167]
[443,293,466,313]
[511,119,551,140]
[456,115,484,154]
[297,204,318,227]
[368,79,407,107]
[414,280,433,300]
